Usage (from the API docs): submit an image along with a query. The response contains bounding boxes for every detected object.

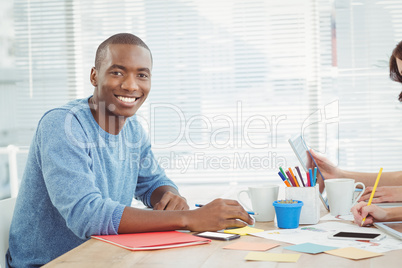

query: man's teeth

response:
[117,96,137,103]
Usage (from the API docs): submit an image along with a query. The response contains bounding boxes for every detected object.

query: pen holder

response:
[285,185,320,224]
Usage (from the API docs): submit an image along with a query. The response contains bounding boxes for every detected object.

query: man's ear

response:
[90,67,98,87]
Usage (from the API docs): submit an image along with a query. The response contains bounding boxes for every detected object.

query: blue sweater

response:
[6,97,177,267]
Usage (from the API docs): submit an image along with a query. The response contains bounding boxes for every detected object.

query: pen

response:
[295,166,305,187]
[195,204,256,215]
[278,171,291,187]
[361,168,383,226]
[306,171,310,187]
[279,167,291,185]
[309,168,313,187]
[313,167,317,187]
[288,168,300,187]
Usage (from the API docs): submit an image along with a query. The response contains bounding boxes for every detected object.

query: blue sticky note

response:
[284,243,338,254]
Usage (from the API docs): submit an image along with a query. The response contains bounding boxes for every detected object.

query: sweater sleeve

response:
[133,123,178,207]
[36,109,125,239]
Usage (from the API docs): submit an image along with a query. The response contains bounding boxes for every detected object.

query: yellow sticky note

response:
[223,241,279,251]
[245,252,301,262]
[324,247,383,260]
[224,226,264,236]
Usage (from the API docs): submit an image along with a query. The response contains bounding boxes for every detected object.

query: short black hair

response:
[95,33,152,69]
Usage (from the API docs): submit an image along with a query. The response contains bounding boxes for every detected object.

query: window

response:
[1,0,402,197]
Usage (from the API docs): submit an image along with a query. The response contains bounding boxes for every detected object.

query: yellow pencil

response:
[361,167,383,226]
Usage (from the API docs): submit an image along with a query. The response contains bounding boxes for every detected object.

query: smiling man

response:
[6,33,253,267]
[89,37,152,134]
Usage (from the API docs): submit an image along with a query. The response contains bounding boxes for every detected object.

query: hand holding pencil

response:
[351,168,385,226]
[351,201,388,227]
[360,168,383,226]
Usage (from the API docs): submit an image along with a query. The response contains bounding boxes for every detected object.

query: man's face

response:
[91,44,152,119]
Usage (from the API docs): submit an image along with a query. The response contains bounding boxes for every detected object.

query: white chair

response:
[0,197,16,268]
[7,145,23,198]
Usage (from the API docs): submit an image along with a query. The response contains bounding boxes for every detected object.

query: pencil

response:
[361,167,383,226]
[285,170,296,187]
[288,168,300,187]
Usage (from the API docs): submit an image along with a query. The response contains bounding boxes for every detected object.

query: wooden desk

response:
[44,220,402,268]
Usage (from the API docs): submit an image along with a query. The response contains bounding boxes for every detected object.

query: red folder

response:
[92,231,211,251]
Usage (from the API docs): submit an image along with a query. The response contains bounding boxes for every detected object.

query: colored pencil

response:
[285,170,296,187]
[288,168,300,187]
[295,166,305,187]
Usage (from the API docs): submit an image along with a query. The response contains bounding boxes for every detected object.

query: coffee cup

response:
[237,184,279,222]
[324,178,365,216]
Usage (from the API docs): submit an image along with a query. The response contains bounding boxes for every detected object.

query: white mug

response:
[325,178,365,216]
[237,184,279,222]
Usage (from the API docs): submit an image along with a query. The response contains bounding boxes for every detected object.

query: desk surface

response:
[44,220,402,268]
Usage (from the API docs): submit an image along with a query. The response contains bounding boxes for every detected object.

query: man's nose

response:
[121,75,139,91]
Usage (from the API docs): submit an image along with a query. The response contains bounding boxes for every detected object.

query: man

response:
[6,33,253,267]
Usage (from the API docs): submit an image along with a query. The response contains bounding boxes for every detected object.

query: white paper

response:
[250,221,402,253]
[320,213,354,221]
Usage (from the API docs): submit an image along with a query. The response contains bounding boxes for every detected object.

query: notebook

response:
[92,231,211,251]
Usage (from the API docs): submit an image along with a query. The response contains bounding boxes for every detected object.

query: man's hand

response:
[185,199,254,232]
[153,191,189,211]
[358,186,402,203]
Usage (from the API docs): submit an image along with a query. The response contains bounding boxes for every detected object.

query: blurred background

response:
[1,0,402,200]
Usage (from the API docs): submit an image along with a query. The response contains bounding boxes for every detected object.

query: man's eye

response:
[139,73,148,78]
[111,71,123,76]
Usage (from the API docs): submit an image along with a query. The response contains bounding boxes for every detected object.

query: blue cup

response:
[273,200,304,229]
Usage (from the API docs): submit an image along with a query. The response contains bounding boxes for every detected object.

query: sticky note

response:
[324,247,383,260]
[284,243,338,254]
[245,252,301,262]
[223,241,279,251]
[224,226,264,236]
